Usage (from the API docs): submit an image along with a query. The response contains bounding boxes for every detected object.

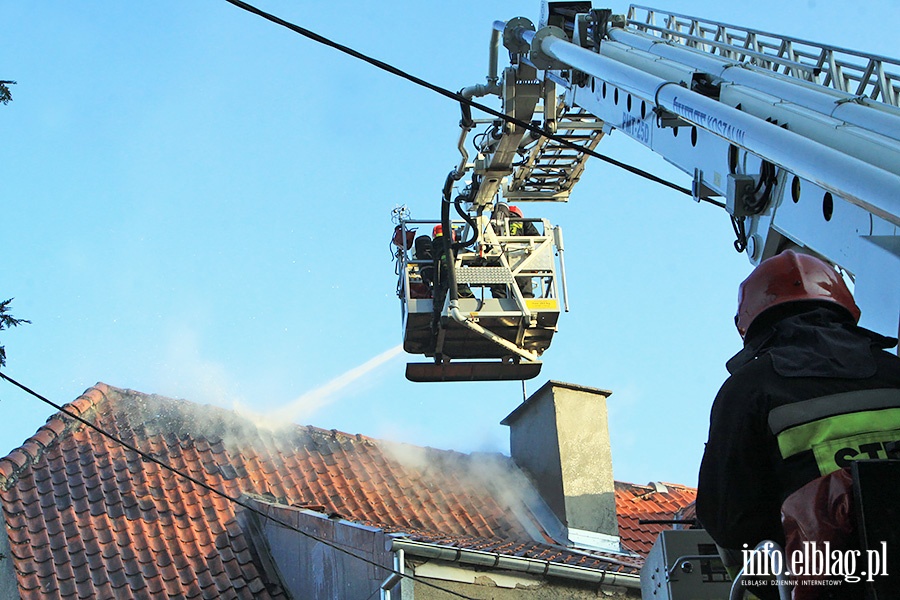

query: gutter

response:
[388,538,642,590]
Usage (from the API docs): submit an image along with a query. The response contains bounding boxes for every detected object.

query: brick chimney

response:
[501,380,619,552]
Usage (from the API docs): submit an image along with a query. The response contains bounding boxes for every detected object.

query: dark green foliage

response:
[0,299,30,367]
[0,81,15,105]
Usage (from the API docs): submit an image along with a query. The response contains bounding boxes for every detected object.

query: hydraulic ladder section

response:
[626,5,900,106]
[505,103,606,202]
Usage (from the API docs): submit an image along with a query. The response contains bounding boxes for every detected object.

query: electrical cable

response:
[220,0,714,203]
[0,371,480,600]
[731,214,748,253]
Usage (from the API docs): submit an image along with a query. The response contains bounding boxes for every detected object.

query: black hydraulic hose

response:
[442,170,456,201]
[454,194,481,248]
[458,93,475,130]
[441,172,459,304]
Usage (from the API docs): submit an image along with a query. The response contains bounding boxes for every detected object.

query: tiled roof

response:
[615,481,698,555]
[0,385,287,599]
[0,383,695,598]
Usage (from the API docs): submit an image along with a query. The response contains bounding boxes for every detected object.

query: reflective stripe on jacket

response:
[769,388,900,476]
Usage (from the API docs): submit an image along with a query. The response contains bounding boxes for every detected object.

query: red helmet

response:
[509,205,523,218]
[735,250,860,338]
[432,224,456,240]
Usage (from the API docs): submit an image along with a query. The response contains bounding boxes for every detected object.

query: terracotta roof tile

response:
[615,481,698,555]
[1,383,696,597]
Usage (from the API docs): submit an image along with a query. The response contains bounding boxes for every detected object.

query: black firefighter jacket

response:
[696,306,900,551]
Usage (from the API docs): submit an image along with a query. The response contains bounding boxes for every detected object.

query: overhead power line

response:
[0,371,480,600]
[220,0,724,204]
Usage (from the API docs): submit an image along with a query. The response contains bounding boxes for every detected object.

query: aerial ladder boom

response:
[475,3,900,341]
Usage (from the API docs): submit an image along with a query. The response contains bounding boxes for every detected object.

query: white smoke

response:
[155,328,244,407]
[235,344,403,430]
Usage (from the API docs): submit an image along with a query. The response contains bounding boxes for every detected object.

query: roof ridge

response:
[654,481,696,490]
[3,384,491,463]
[614,480,697,492]
[301,423,378,444]
[298,424,512,465]
[0,382,113,491]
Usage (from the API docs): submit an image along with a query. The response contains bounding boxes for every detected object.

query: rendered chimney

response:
[501,380,619,551]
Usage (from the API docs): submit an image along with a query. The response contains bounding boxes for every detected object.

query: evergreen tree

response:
[0,299,30,368]
[0,80,15,105]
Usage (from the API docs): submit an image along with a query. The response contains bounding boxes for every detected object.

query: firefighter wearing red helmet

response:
[733,249,861,338]
[489,204,540,299]
[507,205,539,238]
[697,250,900,599]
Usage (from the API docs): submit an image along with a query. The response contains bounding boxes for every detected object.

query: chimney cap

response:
[501,380,612,426]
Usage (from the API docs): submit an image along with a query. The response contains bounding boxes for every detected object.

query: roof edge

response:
[389,538,641,589]
[0,383,112,491]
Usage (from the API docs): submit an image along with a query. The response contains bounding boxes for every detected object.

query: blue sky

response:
[2,1,897,487]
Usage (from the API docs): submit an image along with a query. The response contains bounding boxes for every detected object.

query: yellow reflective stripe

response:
[776,408,900,459]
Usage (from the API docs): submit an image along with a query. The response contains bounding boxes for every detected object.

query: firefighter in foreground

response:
[696,250,900,599]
